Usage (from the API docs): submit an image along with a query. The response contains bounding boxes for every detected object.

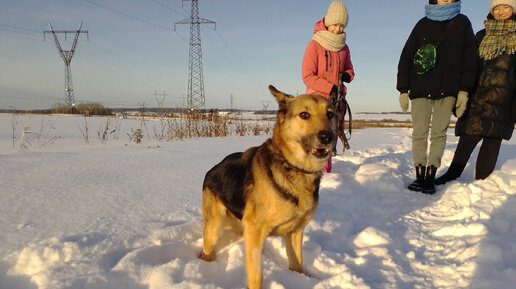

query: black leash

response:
[330,73,352,154]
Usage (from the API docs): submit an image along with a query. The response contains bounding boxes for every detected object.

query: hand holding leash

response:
[341,72,351,83]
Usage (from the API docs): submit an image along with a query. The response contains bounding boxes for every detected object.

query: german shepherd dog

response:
[200,85,336,289]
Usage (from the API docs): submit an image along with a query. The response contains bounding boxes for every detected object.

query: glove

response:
[455,91,468,118]
[341,72,351,83]
[399,93,409,112]
[329,85,338,100]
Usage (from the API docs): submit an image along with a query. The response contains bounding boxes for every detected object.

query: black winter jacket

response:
[397,14,477,100]
[455,28,516,140]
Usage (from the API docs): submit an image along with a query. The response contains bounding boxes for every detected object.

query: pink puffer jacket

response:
[302,18,354,99]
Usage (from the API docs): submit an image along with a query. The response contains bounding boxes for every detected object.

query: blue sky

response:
[0,0,491,112]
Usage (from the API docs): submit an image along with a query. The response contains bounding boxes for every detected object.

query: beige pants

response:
[411,97,455,168]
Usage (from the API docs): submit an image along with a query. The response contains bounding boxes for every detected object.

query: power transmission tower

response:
[261,100,271,111]
[44,22,88,112]
[153,90,167,115]
[174,0,215,111]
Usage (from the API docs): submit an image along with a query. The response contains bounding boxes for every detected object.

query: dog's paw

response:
[199,251,214,262]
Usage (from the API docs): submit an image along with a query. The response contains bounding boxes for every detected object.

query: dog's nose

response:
[318,131,334,145]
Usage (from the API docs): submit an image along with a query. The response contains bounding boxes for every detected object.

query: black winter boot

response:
[435,163,465,185]
[422,165,437,195]
[408,165,426,192]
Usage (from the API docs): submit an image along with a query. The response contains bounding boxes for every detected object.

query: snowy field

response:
[1,113,516,289]
[353,112,411,122]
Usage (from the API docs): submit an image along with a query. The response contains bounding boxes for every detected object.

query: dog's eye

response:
[327,111,334,120]
[299,111,311,120]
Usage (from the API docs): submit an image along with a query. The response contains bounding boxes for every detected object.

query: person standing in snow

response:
[302,0,355,173]
[396,0,476,194]
[436,0,516,184]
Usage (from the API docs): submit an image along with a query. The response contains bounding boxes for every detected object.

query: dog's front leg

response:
[284,230,304,273]
[243,224,267,289]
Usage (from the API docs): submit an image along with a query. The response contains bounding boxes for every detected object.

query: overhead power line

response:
[0,23,41,34]
[149,0,188,17]
[0,23,43,41]
[82,0,173,30]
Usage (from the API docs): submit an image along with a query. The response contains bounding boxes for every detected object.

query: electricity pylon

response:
[154,90,167,115]
[261,100,271,111]
[174,0,215,111]
[44,22,88,112]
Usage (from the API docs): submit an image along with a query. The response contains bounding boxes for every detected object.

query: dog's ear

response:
[268,85,294,112]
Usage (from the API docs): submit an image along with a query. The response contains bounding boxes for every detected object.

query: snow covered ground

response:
[1,113,516,289]
[353,112,411,122]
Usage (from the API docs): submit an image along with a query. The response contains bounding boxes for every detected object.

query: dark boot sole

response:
[408,184,422,192]
[434,175,458,185]
[421,189,436,195]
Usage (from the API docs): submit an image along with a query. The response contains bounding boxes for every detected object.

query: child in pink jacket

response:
[302,0,355,173]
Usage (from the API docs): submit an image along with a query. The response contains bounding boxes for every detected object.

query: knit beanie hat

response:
[324,1,348,27]
[490,0,516,13]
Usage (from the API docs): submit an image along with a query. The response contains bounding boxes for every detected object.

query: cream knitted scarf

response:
[479,19,516,60]
[312,31,346,52]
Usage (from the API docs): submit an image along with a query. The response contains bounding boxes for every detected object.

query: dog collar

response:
[267,139,321,175]
[283,158,321,175]
[278,148,322,175]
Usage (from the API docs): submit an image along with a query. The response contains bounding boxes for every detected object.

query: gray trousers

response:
[411,97,455,168]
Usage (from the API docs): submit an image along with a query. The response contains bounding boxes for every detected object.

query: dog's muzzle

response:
[317,131,334,145]
[309,131,334,159]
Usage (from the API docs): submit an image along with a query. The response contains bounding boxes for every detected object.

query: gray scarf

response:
[312,31,346,52]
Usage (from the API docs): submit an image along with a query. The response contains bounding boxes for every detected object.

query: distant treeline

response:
[0,104,277,116]
[1,103,112,115]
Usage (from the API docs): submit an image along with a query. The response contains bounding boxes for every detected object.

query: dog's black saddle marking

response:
[203,148,258,220]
